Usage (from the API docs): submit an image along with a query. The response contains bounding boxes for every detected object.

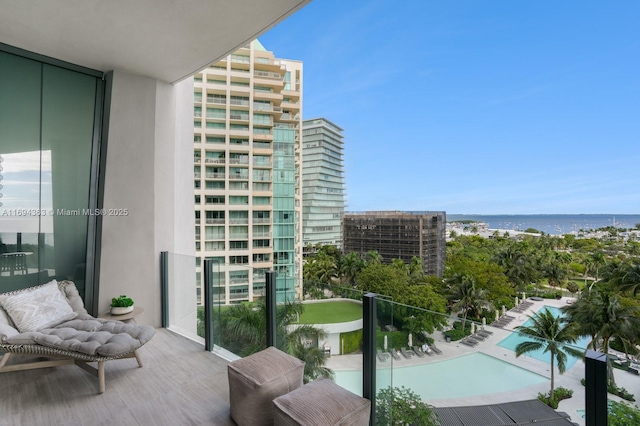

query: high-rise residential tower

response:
[301,118,345,253]
[193,40,302,304]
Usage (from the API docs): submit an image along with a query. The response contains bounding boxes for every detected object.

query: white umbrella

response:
[502,305,507,315]
[495,310,500,321]
[470,323,475,334]
[384,335,388,351]
[408,333,412,348]
[515,296,519,305]
[522,291,526,301]
[482,317,486,326]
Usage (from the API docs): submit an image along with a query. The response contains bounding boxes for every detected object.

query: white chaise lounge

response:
[0,280,155,393]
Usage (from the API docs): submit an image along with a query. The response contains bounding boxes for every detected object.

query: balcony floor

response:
[0,329,235,426]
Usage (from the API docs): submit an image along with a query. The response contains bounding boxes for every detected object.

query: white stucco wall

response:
[99,70,195,327]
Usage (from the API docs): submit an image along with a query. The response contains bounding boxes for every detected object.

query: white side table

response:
[99,307,145,324]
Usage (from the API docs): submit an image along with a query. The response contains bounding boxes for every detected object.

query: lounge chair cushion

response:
[4,318,155,357]
[0,305,14,328]
[0,280,77,332]
[0,281,155,357]
[59,280,90,317]
[273,378,371,426]
[0,323,19,342]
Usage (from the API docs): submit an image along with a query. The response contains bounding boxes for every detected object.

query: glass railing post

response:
[266,270,276,347]
[585,350,608,426]
[204,259,214,351]
[363,293,377,426]
[160,251,168,328]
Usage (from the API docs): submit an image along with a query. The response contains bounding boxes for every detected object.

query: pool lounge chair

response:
[471,333,486,341]
[412,346,426,357]
[389,349,401,361]
[492,316,514,327]
[460,337,479,347]
[377,349,390,362]
[476,330,492,339]
[400,347,415,359]
[467,336,483,344]
[418,344,434,356]
[428,343,442,355]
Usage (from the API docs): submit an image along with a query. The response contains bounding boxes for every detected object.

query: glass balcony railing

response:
[161,252,201,344]
[280,282,594,425]
[189,260,299,360]
[161,255,608,425]
[366,298,589,425]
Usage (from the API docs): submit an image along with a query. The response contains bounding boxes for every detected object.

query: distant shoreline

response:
[446,213,640,236]
[448,213,639,215]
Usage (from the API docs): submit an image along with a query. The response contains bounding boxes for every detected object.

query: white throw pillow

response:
[0,280,77,333]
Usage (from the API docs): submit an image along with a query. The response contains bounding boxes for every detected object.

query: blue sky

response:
[260,0,640,214]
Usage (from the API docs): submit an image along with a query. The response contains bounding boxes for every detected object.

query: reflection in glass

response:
[0,151,47,289]
[0,51,98,296]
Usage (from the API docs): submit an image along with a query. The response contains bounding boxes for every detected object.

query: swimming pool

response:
[333,352,548,399]
[497,305,590,369]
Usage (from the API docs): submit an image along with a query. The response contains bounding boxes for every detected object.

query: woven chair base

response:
[0,347,142,394]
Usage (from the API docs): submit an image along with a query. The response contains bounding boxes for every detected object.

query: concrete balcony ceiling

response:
[0,0,309,84]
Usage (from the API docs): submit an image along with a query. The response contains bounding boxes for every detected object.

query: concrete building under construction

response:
[342,211,446,277]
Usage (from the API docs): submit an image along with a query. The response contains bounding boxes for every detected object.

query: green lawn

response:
[296,301,362,324]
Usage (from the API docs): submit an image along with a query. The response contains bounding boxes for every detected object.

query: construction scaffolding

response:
[342,211,446,277]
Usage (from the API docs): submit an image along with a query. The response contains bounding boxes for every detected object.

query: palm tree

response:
[564,289,639,353]
[588,251,606,281]
[303,278,328,300]
[407,256,424,280]
[220,300,332,382]
[544,260,567,289]
[338,251,365,285]
[366,250,383,265]
[515,309,583,401]
[447,274,493,333]
[390,258,407,274]
[563,288,640,386]
[583,256,594,288]
[492,244,537,290]
[555,251,573,276]
[303,251,337,284]
[288,338,333,383]
[610,261,640,296]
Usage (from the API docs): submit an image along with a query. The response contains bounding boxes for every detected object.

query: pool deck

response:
[325,296,640,426]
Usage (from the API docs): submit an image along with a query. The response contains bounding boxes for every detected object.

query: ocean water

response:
[447,214,640,235]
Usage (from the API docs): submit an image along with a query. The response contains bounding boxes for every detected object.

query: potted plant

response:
[110,295,134,315]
